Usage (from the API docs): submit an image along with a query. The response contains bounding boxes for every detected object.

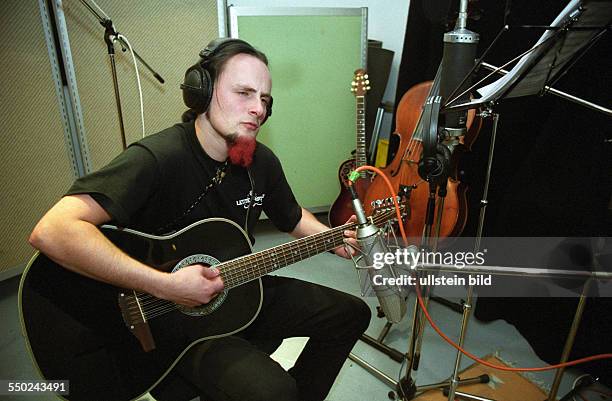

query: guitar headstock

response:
[371,200,409,227]
[371,183,412,213]
[351,68,370,96]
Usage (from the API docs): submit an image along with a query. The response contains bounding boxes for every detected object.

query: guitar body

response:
[18,218,260,401]
[328,158,371,227]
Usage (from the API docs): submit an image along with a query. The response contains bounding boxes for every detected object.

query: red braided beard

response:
[227,135,256,168]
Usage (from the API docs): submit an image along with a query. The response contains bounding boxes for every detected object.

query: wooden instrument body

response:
[363,81,480,242]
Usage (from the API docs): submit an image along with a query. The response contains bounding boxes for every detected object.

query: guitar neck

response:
[218,208,395,289]
[218,223,352,289]
[355,95,367,170]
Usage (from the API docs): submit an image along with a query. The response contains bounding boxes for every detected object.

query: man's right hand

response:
[156,264,225,307]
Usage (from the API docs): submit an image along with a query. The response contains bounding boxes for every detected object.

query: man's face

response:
[207,53,272,142]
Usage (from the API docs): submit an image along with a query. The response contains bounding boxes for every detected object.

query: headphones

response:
[417,95,451,185]
[180,38,273,124]
[418,143,451,183]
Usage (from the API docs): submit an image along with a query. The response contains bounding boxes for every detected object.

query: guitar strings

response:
[132,230,347,318]
[142,215,387,318]
[215,211,392,289]
[134,232,346,319]
[218,222,353,283]
[146,213,388,316]
[125,211,395,321]
[126,227,339,319]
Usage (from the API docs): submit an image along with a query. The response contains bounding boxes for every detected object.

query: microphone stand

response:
[420,96,443,248]
[345,170,490,399]
[102,18,127,150]
[402,1,483,395]
[77,0,165,149]
[446,109,498,401]
[378,1,491,397]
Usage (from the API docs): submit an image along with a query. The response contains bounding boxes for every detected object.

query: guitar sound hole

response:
[172,254,228,316]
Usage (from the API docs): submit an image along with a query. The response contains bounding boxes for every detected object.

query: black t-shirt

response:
[67,121,302,241]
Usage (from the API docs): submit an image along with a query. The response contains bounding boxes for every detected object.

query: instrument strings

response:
[122,211,394,322]
[399,76,441,187]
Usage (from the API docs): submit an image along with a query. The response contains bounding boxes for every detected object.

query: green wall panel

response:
[232,9,366,209]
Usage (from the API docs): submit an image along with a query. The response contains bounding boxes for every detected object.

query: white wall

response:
[227,0,411,139]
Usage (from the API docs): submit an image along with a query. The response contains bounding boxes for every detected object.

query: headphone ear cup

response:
[182,65,213,113]
[418,143,451,181]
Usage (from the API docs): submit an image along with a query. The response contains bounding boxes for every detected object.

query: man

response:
[29,38,371,401]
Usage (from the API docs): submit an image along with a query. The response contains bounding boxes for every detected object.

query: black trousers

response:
[151,275,371,401]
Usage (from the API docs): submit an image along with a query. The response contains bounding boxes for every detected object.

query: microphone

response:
[349,185,407,323]
[439,0,479,134]
[419,0,479,184]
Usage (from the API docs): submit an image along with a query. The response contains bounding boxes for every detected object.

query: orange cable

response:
[352,164,612,372]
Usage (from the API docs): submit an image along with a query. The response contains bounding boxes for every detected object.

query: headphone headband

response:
[199,38,252,60]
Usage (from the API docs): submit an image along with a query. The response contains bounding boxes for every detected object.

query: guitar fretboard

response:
[217,209,395,289]
[356,95,367,175]
[219,223,349,289]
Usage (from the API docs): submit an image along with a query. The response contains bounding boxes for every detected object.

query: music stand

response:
[444,0,612,113]
[437,1,611,400]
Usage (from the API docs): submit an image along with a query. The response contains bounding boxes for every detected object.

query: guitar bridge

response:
[118,291,156,352]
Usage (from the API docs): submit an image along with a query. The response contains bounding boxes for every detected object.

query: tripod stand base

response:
[348,352,490,401]
[398,376,417,399]
[360,332,405,363]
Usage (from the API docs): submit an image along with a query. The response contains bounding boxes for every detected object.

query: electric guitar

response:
[19,210,398,401]
[328,68,372,227]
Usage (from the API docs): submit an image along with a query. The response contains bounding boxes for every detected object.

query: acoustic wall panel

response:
[0,0,75,276]
[62,0,221,170]
[229,7,367,210]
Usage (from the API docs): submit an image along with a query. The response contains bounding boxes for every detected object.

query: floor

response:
[0,216,597,401]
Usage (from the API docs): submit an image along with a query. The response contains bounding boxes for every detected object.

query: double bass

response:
[363,80,481,244]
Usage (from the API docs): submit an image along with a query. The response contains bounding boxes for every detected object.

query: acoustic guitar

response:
[19,210,397,401]
[328,68,373,227]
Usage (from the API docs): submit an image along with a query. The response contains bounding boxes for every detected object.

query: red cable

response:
[353,165,612,372]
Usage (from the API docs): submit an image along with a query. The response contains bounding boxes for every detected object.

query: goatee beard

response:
[227,135,256,167]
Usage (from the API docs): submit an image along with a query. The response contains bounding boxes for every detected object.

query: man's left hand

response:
[333,215,358,259]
